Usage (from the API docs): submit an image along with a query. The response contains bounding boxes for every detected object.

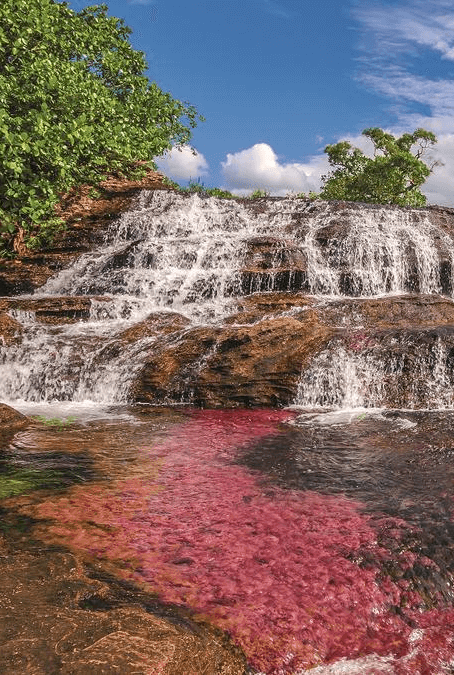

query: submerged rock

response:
[0,549,248,675]
[0,403,30,444]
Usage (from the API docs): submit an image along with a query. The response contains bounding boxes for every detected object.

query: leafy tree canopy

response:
[0,0,205,253]
[319,128,441,207]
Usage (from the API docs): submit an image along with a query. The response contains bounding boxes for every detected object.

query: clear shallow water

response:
[3,405,454,674]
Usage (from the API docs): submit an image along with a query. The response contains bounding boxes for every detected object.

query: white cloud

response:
[350,1,454,205]
[359,68,454,118]
[261,0,293,20]
[153,145,209,181]
[352,1,454,119]
[127,0,157,5]
[353,1,454,62]
[407,127,454,206]
[220,143,329,196]
[153,133,454,207]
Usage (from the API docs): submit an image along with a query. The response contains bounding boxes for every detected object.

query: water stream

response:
[3,192,454,673]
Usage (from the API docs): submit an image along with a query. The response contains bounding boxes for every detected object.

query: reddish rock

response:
[0,312,22,345]
[0,296,114,325]
[0,169,178,296]
[133,306,333,407]
[128,292,454,407]
[118,312,191,344]
[0,549,248,675]
[0,403,29,432]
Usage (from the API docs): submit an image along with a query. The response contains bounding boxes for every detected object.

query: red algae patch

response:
[23,410,454,674]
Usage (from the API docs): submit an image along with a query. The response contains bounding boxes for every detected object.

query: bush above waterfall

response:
[319,127,441,207]
[0,0,205,255]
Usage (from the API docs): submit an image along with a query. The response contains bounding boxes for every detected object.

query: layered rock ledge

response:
[116,293,454,407]
[0,169,177,296]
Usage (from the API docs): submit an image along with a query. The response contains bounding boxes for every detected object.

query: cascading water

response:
[2,191,454,406]
[6,192,454,675]
[295,333,454,410]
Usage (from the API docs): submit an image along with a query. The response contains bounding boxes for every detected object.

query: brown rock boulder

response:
[133,306,333,407]
[0,549,247,675]
[92,312,192,364]
[129,292,454,408]
[0,312,22,345]
[0,403,29,432]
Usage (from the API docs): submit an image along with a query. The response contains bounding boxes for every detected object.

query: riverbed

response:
[2,403,454,674]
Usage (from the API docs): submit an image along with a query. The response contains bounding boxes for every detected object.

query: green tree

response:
[0,0,205,253]
[319,128,441,207]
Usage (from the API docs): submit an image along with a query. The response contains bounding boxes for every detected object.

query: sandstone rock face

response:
[0,549,247,675]
[0,403,29,434]
[126,292,454,408]
[0,296,114,325]
[133,306,332,407]
[0,169,177,295]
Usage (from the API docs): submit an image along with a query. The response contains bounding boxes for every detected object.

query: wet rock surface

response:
[0,546,248,675]
[0,295,114,325]
[0,169,176,296]
[0,311,23,345]
[0,403,29,430]
[134,307,332,407]
[123,292,454,408]
[3,195,454,407]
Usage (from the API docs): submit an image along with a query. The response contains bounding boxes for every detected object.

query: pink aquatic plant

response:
[346,331,377,352]
[30,410,454,674]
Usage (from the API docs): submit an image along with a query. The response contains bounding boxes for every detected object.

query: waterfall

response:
[295,333,454,410]
[38,194,454,309]
[2,192,454,405]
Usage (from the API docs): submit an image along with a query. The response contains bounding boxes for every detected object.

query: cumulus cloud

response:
[152,133,454,206]
[219,133,454,206]
[153,145,209,181]
[220,143,329,196]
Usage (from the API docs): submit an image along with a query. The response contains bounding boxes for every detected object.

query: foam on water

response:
[295,335,454,410]
[2,192,454,404]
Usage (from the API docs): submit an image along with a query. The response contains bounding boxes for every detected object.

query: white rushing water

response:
[38,193,454,308]
[295,335,454,410]
[2,192,454,405]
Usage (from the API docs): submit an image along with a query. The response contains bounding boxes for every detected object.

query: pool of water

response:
[2,404,454,674]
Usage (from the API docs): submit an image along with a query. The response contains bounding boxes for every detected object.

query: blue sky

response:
[68,0,454,205]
